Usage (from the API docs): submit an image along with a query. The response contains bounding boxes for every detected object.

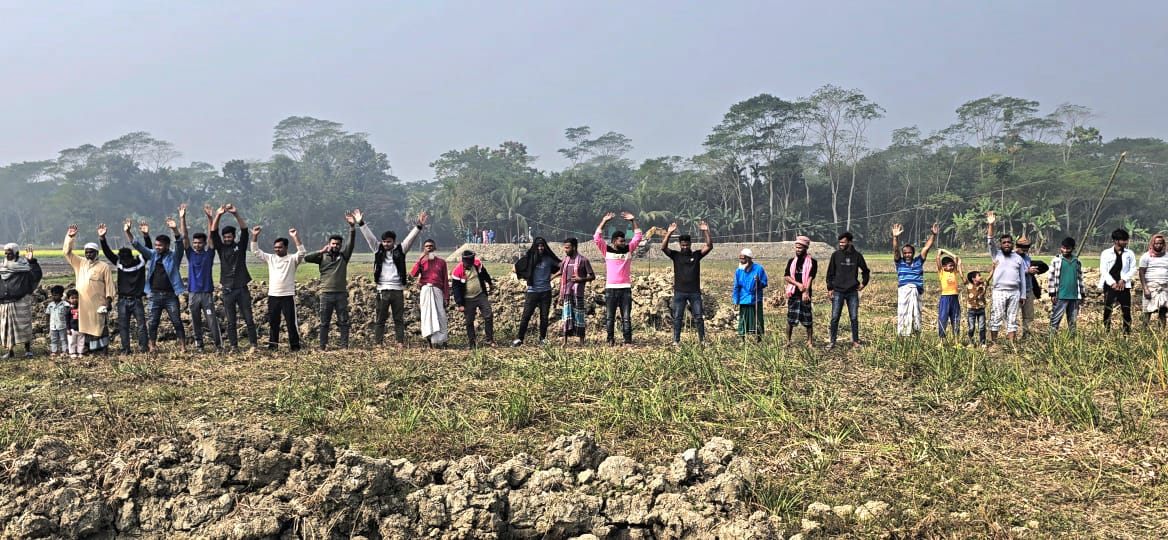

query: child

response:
[45,285,70,356]
[935,249,961,340]
[66,289,85,358]
[964,270,988,346]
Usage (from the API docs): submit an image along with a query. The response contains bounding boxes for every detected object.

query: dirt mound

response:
[0,423,781,539]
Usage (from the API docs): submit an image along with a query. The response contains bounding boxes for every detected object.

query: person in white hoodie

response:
[251,226,306,351]
[1099,228,1137,335]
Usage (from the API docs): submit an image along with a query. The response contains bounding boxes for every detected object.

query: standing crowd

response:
[3,207,1167,358]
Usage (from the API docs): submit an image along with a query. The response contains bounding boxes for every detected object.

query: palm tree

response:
[495,182,527,241]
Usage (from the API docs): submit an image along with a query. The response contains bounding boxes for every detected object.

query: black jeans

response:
[117,296,148,353]
[604,288,633,344]
[375,289,405,344]
[1103,287,1132,334]
[267,295,300,351]
[462,294,494,346]
[319,291,350,349]
[517,290,552,342]
[222,286,258,348]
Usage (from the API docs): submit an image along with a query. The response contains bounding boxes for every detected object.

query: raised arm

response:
[919,222,938,261]
[63,225,79,266]
[249,226,270,261]
[661,222,676,253]
[401,211,427,254]
[622,212,643,249]
[986,211,999,258]
[891,223,902,258]
[595,212,615,251]
[97,224,117,264]
[290,228,306,263]
[699,221,712,256]
[353,208,379,252]
[203,204,215,249]
[343,212,356,260]
[179,204,190,248]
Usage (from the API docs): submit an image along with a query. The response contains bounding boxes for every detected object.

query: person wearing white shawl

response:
[0,243,42,358]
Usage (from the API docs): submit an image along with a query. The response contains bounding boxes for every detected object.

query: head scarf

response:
[795,236,811,247]
[1151,234,1166,257]
[740,248,754,259]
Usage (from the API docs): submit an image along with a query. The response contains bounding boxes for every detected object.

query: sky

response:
[2,0,1166,181]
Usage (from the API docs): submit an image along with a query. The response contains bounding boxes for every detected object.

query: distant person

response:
[452,250,496,348]
[411,239,450,348]
[304,213,356,350]
[45,285,70,357]
[964,270,988,346]
[512,237,561,347]
[733,248,767,342]
[826,231,871,350]
[891,222,936,337]
[1048,237,1085,333]
[210,204,259,351]
[181,204,223,352]
[783,236,816,349]
[0,243,42,358]
[1139,233,1168,328]
[662,221,712,346]
[1013,235,1047,337]
[594,211,643,346]
[488,229,495,244]
[130,213,187,353]
[356,209,427,347]
[251,226,306,352]
[558,237,595,345]
[934,248,962,340]
[1099,228,1136,335]
[482,229,488,244]
[98,221,148,354]
[63,225,116,354]
[986,212,1027,344]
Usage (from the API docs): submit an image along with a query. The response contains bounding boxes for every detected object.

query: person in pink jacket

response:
[594,211,642,346]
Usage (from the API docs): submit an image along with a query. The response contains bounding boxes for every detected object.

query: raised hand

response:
[178,204,187,218]
[602,212,616,222]
[931,222,940,235]
[891,223,903,237]
[97,223,107,237]
[216,204,228,216]
[139,221,150,234]
[25,245,32,259]
[67,224,78,237]
[252,226,262,237]
[123,218,133,232]
[418,210,428,226]
[352,208,364,224]
[986,211,996,225]
[620,211,635,221]
[344,211,356,226]
[667,222,678,233]
[288,228,298,238]
[699,221,709,231]
[165,216,177,229]
[203,204,214,219]
[224,203,236,214]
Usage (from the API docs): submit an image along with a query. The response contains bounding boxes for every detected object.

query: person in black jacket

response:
[356,209,427,348]
[98,222,149,354]
[825,232,871,350]
[452,251,496,348]
[512,237,561,347]
[0,244,42,358]
[210,204,259,351]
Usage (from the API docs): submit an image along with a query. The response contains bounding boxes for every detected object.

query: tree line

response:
[3,86,1166,252]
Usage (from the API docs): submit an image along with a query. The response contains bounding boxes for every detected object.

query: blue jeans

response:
[829,289,860,344]
[148,291,186,345]
[672,291,706,342]
[967,308,987,344]
[1050,299,1080,332]
[605,288,633,344]
[117,296,149,353]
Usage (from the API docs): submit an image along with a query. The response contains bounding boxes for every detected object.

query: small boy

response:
[935,249,961,340]
[964,271,988,346]
[66,289,85,358]
[45,285,70,356]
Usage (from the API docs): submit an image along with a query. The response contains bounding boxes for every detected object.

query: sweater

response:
[251,244,305,297]
[593,229,643,288]
[304,228,355,294]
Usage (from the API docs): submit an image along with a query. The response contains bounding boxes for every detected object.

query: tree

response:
[272,116,346,159]
[804,85,885,231]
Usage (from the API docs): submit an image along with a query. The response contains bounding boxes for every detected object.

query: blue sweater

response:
[732,263,768,305]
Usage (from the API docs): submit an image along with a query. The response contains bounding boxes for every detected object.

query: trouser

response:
[672,291,706,342]
[517,290,552,342]
[1050,299,1080,332]
[374,289,406,344]
[989,290,1020,333]
[829,289,860,344]
[319,291,351,349]
[147,291,185,345]
[896,285,922,336]
[605,288,633,344]
[1103,288,1132,334]
[189,291,223,350]
[1020,295,1036,334]
[966,308,986,344]
[222,286,258,348]
[68,330,86,355]
[462,294,494,346]
[117,296,148,353]
[267,295,300,351]
[937,294,961,338]
[50,329,67,353]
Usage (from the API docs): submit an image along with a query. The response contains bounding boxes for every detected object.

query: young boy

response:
[45,285,70,356]
[935,249,961,340]
[66,289,85,358]
[964,271,988,346]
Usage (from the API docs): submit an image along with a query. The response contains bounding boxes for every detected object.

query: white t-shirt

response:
[1139,252,1168,284]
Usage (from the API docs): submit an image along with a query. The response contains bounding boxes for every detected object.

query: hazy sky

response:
[2,0,1166,181]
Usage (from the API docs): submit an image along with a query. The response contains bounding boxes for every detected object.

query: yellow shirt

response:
[939,269,959,296]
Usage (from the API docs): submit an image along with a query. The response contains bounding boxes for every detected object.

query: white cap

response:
[740,248,754,258]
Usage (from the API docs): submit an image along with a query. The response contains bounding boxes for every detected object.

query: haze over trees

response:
[2,85,1165,252]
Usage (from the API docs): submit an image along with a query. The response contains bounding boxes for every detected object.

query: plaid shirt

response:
[1048,254,1085,299]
